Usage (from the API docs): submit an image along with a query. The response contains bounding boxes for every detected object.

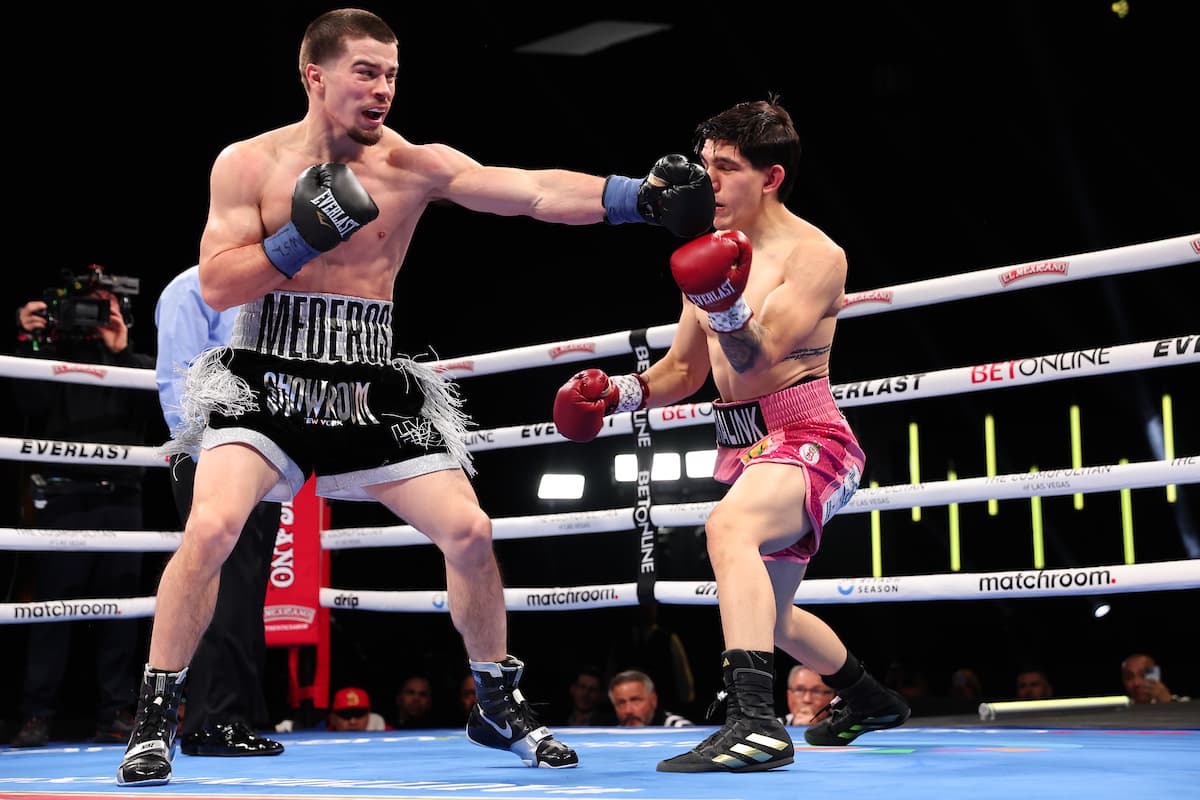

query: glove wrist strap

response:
[263,221,322,278]
[707,298,754,333]
[610,373,649,413]
[602,176,644,225]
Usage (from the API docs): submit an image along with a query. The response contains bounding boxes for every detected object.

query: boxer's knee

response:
[438,508,494,569]
[181,503,246,566]
[703,503,741,566]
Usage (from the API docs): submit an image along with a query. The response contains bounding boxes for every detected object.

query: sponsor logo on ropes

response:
[19,440,133,460]
[836,577,902,596]
[1191,237,1200,254]
[331,594,360,608]
[831,374,926,400]
[984,465,1112,490]
[12,599,123,619]
[1152,335,1198,357]
[524,587,620,607]
[52,363,107,379]
[978,567,1115,593]
[520,422,559,439]
[695,582,719,596]
[842,289,894,308]
[435,359,475,372]
[969,349,1111,383]
[464,429,495,445]
[548,342,596,359]
[998,260,1069,286]
[432,592,447,610]
[659,403,713,421]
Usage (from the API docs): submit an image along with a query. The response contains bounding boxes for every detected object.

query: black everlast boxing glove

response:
[263,163,381,278]
[602,154,714,238]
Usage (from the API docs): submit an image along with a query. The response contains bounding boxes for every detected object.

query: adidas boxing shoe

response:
[803,668,910,746]
[657,649,793,773]
[466,656,578,768]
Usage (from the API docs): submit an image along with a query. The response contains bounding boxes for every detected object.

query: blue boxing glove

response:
[603,154,714,239]
[264,163,380,278]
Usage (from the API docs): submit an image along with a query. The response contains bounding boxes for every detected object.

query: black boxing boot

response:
[117,665,187,786]
[804,664,910,746]
[466,655,579,768]
[657,649,793,773]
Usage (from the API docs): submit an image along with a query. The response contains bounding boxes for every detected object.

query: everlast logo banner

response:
[714,401,767,448]
[234,292,393,365]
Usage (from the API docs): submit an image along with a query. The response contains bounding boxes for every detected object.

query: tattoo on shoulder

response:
[785,344,832,361]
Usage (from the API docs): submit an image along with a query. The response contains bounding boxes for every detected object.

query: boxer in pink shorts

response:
[552,97,909,774]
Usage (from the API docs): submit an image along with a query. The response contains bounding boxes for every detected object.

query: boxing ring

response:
[1,232,1198,798]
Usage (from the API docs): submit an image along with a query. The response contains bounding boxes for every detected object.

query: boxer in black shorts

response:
[118,7,715,788]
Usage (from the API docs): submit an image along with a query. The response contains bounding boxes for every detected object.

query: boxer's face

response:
[700,140,763,232]
[315,36,399,146]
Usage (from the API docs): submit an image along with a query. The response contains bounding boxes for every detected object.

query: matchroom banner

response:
[264,475,329,646]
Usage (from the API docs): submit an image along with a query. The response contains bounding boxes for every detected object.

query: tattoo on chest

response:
[785,344,832,361]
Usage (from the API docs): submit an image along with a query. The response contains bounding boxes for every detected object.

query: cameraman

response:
[8,267,160,747]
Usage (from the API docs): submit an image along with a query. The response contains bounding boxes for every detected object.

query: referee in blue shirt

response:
[154,265,284,757]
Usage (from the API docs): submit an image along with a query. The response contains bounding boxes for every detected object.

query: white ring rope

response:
[4,558,1196,623]
[3,335,1195,460]
[1,233,1196,624]
[3,456,1195,554]
[2,233,1195,386]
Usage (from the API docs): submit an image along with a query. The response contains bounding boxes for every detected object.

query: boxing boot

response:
[466,655,579,768]
[803,667,910,746]
[657,649,793,773]
[117,666,187,786]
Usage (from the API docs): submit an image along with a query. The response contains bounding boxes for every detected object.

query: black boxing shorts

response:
[164,289,473,502]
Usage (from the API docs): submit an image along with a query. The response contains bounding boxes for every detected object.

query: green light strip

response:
[870,480,882,578]
[948,469,960,571]
[985,414,998,516]
[1030,465,1044,569]
[1070,404,1084,510]
[909,422,921,522]
[1120,457,1135,564]
[1163,394,1176,503]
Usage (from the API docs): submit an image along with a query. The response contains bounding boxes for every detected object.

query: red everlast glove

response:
[669,230,754,332]
[553,368,649,442]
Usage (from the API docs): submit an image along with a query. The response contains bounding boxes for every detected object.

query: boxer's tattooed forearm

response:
[785,344,832,361]
[720,323,764,374]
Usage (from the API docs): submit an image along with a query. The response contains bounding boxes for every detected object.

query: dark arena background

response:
[1,0,1196,777]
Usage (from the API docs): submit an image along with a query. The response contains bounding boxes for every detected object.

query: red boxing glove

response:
[669,229,754,332]
[553,368,649,442]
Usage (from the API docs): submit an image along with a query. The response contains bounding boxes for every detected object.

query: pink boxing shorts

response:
[711,376,864,563]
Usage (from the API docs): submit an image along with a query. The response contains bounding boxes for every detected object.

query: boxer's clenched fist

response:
[553,369,648,442]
